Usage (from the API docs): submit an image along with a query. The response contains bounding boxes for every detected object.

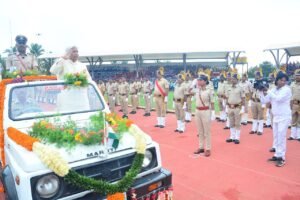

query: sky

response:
[0,0,300,68]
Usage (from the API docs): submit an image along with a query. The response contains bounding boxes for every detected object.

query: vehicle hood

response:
[6,128,152,173]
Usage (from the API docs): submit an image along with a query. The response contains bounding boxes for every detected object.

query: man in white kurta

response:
[50,47,92,112]
[260,72,291,167]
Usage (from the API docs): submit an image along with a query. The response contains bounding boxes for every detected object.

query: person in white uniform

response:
[50,46,93,112]
[260,71,291,167]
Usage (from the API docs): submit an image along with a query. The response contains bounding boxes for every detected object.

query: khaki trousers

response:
[119,95,128,115]
[175,102,184,121]
[186,96,192,113]
[155,96,166,117]
[292,104,300,127]
[115,92,120,105]
[108,95,115,112]
[195,110,211,150]
[144,94,151,113]
[130,94,138,111]
[228,107,241,129]
[244,100,249,113]
[251,102,264,120]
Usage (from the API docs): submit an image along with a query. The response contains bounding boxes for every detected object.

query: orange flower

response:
[68,129,74,135]
[7,127,39,151]
[40,120,48,127]
[126,120,134,127]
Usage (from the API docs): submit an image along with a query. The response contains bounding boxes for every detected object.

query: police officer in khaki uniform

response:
[193,71,214,156]
[288,69,300,141]
[250,68,265,135]
[224,71,232,129]
[154,67,169,128]
[114,80,120,107]
[225,72,245,144]
[143,77,153,116]
[106,80,116,112]
[118,77,129,118]
[217,71,226,122]
[136,79,142,108]
[129,80,138,114]
[239,73,252,125]
[6,35,38,72]
[183,71,193,122]
[174,72,187,133]
[98,80,106,95]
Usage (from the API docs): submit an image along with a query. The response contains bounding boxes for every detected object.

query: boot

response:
[174,120,180,132]
[250,120,257,134]
[235,129,240,144]
[155,117,160,127]
[160,117,165,128]
[257,120,264,135]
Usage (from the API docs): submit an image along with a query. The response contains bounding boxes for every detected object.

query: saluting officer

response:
[154,67,169,128]
[217,71,226,122]
[193,71,214,156]
[250,68,265,135]
[265,71,276,128]
[225,72,245,144]
[289,69,300,141]
[183,71,193,122]
[6,35,38,72]
[239,73,252,125]
[143,77,153,116]
[106,79,116,112]
[129,80,138,114]
[174,72,187,133]
[118,77,129,118]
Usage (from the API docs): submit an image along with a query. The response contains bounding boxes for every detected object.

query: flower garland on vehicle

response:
[4,69,40,79]
[6,123,147,195]
[64,71,88,87]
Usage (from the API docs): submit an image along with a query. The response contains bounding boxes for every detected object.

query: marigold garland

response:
[7,127,39,151]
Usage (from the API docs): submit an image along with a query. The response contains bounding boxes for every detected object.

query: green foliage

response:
[29,43,45,57]
[248,61,275,78]
[65,153,144,194]
[4,69,40,78]
[64,72,88,87]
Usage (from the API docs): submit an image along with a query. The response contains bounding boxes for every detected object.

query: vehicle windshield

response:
[9,83,104,120]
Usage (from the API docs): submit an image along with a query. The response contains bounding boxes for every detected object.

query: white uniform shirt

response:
[50,58,92,80]
[260,85,292,122]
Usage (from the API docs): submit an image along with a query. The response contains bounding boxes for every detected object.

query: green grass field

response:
[105,91,220,113]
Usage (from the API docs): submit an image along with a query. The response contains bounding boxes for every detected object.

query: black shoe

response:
[122,115,128,119]
[287,137,295,140]
[276,158,286,167]
[268,156,278,162]
[179,130,184,134]
[159,125,165,128]
[185,120,191,123]
[263,124,269,128]
[298,139,300,142]
[143,113,147,116]
[174,129,179,132]
[146,113,151,116]
[154,125,160,127]
[224,126,230,130]
[269,148,276,152]
[194,149,205,154]
[257,132,263,135]
[226,139,233,143]
[241,122,247,125]
[234,140,240,144]
[119,109,123,112]
[249,131,256,134]
[129,111,136,114]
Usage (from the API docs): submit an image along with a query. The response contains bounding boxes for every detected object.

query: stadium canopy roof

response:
[264,42,300,68]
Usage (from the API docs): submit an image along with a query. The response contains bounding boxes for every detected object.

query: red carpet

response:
[124,108,300,200]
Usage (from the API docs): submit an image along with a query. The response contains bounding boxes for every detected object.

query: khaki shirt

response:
[251,89,261,100]
[291,82,300,101]
[183,80,192,95]
[113,82,119,93]
[195,87,214,107]
[154,78,169,96]
[143,81,153,93]
[119,82,129,95]
[129,82,138,94]
[106,83,115,95]
[226,85,244,105]
[224,81,232,96]
[98,83,106,94]
[6,52,38,71]
[217,81,225,96]
[136,81,142,92]
[174,83,185,100]
[239,81,252,100]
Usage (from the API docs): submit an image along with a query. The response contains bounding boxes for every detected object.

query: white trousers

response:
[273,119,290,160]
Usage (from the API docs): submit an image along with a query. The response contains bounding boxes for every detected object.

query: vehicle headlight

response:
[142,150,153,168]
[36,175,60,198]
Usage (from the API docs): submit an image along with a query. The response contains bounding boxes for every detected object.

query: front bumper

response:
[77,168,172,200]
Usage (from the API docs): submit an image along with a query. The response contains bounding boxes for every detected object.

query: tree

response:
[39,58,55,75]
[3,47,16,54]
[29,43,45,57]
[0,54,6,78]
[248,61,275,78]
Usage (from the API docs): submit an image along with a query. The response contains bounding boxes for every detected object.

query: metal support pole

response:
[183,53,187,71]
